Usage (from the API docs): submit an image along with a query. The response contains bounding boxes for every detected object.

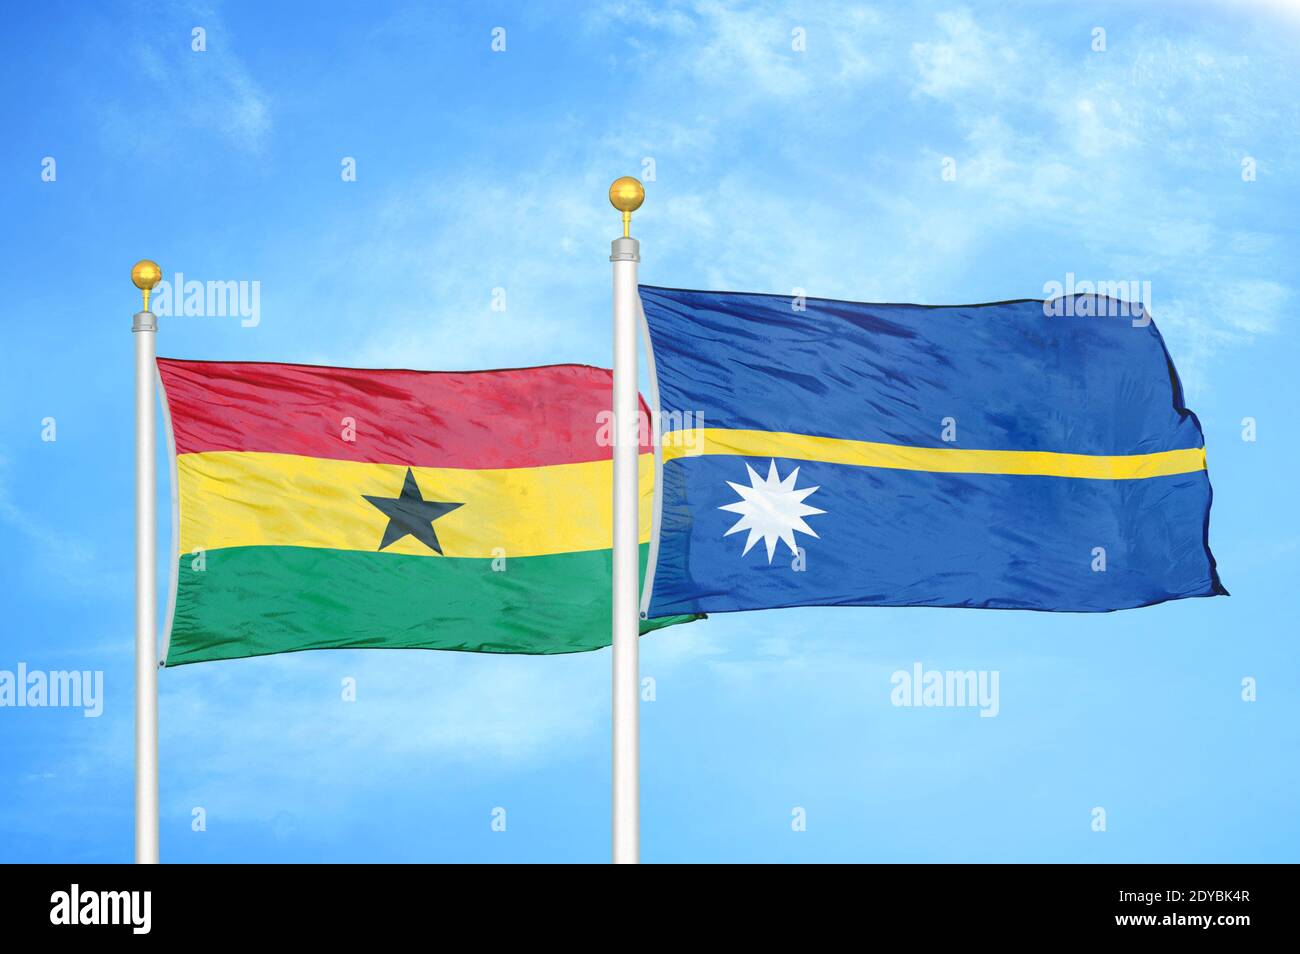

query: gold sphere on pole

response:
[608,177,645,238]
[609,176,645,213]
[132,259,163,313]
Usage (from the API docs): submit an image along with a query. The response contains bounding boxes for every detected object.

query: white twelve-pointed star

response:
[719,459,826,563]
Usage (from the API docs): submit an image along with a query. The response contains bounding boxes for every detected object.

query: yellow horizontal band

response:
[660,428,1206,480]
[177,451,655,559]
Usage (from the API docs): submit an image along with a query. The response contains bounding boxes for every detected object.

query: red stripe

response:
[158,359,651,468]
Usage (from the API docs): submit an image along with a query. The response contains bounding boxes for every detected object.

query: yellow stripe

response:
[178,451,655,559]
[660,428,1205,480]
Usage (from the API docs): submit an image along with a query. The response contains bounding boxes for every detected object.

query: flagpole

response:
[132,260,162,864]
[609,177,644,864]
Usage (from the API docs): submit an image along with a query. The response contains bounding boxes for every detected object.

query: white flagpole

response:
[609,177,645,864]
[132,260,162,864]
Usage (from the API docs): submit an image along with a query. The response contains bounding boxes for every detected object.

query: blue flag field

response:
[639,286,1226,618]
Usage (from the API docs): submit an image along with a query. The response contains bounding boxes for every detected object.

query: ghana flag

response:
[157,358,695,666]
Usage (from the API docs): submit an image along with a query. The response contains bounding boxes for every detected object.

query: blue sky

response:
[2,0,1298,862]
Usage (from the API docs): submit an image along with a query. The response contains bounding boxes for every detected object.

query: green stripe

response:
[166,544,697,666]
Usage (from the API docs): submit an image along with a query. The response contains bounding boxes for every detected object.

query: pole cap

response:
[132,259,163,313]
[608,177,645,214]
[609,177,645,237]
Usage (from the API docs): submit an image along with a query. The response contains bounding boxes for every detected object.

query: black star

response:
[363,468,463,554]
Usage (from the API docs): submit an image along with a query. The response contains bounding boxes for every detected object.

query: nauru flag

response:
[157,358,695,666]
[639,286,1226,617]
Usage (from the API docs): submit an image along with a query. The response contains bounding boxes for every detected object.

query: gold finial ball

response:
[608,176,645,214]
[131,259,162,291]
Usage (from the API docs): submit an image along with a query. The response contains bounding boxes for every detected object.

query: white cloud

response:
[233,4,1298,404]
[591,1,889,99]
[0,457,128,597]
[900,10,1300,392]
[156,623,730,822]
[98,5,271,155]
[1217,279,1289,335]
[912,9,1024,99]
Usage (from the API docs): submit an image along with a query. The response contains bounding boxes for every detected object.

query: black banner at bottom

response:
[0,863,1280,940]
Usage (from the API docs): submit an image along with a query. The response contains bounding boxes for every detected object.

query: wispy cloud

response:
[901,8,1300,392]
[591,1,889,99]
[301,3,1298,399]
[0,456,128,597]
[97,3,271,156]
[157,626,729,823]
